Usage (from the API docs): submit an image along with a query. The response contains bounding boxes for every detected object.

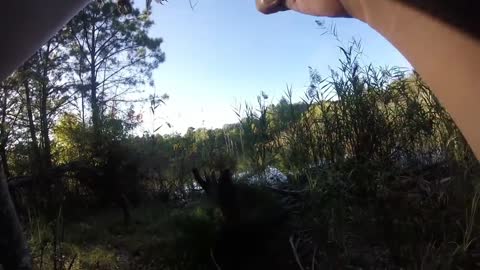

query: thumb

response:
[256,0,288,14]
[256,0,351,17]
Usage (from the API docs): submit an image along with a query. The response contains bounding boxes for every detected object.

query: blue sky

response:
[138,0,411,134]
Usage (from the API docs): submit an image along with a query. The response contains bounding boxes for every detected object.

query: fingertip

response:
[255,0,271,14]
[256,0,287,15]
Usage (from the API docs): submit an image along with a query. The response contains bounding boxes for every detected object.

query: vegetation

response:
[0,1,479,269]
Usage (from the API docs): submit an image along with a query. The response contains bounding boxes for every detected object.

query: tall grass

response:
[235,43,480,267]
[237,42,476,181]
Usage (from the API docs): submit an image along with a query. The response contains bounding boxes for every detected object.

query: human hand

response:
[255,0,352,17]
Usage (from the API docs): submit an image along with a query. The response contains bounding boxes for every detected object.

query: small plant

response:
[451,189,480,259]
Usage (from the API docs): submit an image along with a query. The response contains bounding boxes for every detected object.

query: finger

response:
[256,0,288,15]
[257,0,350,17]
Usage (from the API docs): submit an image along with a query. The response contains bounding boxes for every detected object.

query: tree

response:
[66,0,165,140]
[0,76,23,177]
[29,34,72,170]
[0,161,32,270]
[5,37,71,212]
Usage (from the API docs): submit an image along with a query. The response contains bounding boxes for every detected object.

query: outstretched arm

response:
[257,0,480,160]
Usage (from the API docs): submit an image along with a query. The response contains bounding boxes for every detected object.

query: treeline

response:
[134,45,477,189]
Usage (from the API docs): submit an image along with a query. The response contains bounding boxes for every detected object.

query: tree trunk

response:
[39,41,52,170]
[0,160,32,270]
[23,81,41,166]
[40,96,52,169]
[0,147,9,178]
[0,87,10,178]
[81,87,86,127]
[90,66,99,136]
[119,194,131,226]
[89,22,100,139]
[37,43,57,215]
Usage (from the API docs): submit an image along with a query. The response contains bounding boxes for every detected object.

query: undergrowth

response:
[22,43,480,269]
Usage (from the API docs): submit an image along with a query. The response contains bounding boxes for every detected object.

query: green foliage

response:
[27,203,219,270]
[153,207,218,269]
[234,92,278,173]
[52,114,92,164]
[65,0,165,141]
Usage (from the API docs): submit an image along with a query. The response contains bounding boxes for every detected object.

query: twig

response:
[289,235,305,270]
[39,242,47,270]
[265,186,308,195]
[312,246,317,270]
[67,254,77,270]
[210,249,222,270]
[189,0,198,10]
